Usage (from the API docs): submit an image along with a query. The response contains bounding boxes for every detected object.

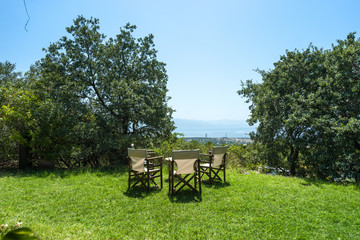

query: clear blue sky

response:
[1,0,360,121]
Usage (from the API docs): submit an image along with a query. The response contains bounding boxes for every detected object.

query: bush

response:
[1,222,38,240]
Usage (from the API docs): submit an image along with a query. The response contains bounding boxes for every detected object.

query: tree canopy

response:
[0,16,175,168]
[239,33,360,180]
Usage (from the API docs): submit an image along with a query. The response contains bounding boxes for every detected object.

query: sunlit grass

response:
[1,167,359,239]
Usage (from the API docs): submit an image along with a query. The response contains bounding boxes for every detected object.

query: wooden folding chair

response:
[169,150,201,195]
[200,146,227,184]
[128,148,163,192]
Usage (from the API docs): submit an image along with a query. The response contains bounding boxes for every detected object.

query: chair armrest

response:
[147,156,163,161]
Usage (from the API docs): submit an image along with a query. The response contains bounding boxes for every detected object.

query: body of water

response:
[173,119,256,138]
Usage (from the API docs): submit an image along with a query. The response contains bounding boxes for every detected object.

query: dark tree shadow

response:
[0,166,128,179]
[300,177,360,191]
[300,178,329,188]
[168,189,202,203]
[201,180,230,189]
[123,186,162,199]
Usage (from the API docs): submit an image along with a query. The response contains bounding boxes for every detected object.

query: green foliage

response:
[227,144,263,170]
[239,33,360,181]
[226,144,247,168]
[155,134,214,158]
[155,133,185,157]
[1,16,174,167]
[0,223,37,240]
[2,228,37,240]
[154,138,263,171]
[0,62,37,168]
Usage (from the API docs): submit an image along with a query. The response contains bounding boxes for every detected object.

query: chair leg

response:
[171,161,175,195]
[198,165,202,194]
[211,167,224,182]
[128,168,131,190]
[194,173,197,189]
[172,174,201,194]
[168,170,171,194]
[199,176,201,194]
[201,165,226,184]
[209,165,212,184]
[173,173,176,195]
[160,165,163,189]
[147,171,150,192]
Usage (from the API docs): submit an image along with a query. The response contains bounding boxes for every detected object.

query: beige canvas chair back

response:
[128,148,147,172]
[212,146,227,167]
[172,150,200,174]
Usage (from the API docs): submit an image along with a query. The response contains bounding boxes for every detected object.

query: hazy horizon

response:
[173,118,256,138]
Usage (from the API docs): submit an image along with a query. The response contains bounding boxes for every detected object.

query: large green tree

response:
[239,45,326,175]
[307,33,360,180]
[32,16,174,165]
[239,33,360,180]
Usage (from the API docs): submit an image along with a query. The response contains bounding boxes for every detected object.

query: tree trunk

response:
[18,142,32,169]
[288,147,299,176]
[354,139,360,151]
[122,121,129,135]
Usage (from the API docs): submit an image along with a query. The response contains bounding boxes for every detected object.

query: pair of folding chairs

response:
[127,147,228,195]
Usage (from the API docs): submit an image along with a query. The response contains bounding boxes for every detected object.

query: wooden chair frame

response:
[128,149,163,192]
[169,150,201,195]
[200,147,227,184]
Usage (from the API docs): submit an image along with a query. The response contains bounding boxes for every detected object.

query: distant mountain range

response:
[173,118,257,138]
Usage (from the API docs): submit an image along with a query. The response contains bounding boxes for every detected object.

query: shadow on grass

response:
[300,177,360,191]
[123,186,162,199]
[300,178,326,188]
[201,180,230,189]
[0,166,129,179]
[168,189,202,203]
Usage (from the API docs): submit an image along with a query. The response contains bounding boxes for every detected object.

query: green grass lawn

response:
[1,167,359,240]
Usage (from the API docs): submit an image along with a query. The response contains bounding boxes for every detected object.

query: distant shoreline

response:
[183,137,251,139]
[183,137,252,145]
[173,118,256,139]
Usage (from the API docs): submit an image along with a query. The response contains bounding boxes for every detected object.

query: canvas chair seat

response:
[200,162,224,168]
[200,146,227,184]
[169,150,201,195]
[128,148,163,192]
